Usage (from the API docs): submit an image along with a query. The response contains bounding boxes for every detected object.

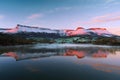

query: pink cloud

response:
[83,12,120,24]
[92,16,120,23]
[28,13,43,19]
[80,12,120,36]
[24,13,43,23]
[108,27,120,35]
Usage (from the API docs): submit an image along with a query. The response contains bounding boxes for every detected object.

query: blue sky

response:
[0,0,120,35]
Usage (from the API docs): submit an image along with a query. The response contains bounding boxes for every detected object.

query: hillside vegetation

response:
[0,33,34,46]
[92,37,120,45]
[0,32,120,46]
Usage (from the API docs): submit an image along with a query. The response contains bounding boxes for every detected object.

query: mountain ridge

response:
[0,24,116,37]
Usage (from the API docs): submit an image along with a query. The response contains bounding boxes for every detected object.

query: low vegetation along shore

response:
[0,33,34,46]
[0,33,120,46]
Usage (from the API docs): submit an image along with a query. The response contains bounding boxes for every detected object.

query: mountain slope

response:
[0,24,115,37]
[65,27,88,36]
[65,27,113,37]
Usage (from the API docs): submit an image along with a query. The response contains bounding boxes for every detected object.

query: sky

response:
[0,0,120,35]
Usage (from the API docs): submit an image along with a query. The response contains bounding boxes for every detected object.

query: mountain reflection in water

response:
[1,48,119,61]
[0,44,120,80]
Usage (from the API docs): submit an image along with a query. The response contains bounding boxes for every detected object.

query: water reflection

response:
[2,52,18,60]
[1,48,120,75]
[1,47,120,61]
[92,50,108,58]
[0,44,120,80]
[64,49,85,59]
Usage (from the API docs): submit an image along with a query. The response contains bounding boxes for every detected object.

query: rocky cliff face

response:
[87,28,111,35]
[0,24,65,35]
[16,24,59,33]
[0,24,114,37]
[65,27,113,37]
[64,27,88,36]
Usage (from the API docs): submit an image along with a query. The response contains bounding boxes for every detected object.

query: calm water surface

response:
[0,44,120,80]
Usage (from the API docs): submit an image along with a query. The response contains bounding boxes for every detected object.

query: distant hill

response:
[65,27,114,37]
[0,24,120,45]
[0,24,117,38]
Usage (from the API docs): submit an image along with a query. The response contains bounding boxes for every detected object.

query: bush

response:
[92,37,120,45]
